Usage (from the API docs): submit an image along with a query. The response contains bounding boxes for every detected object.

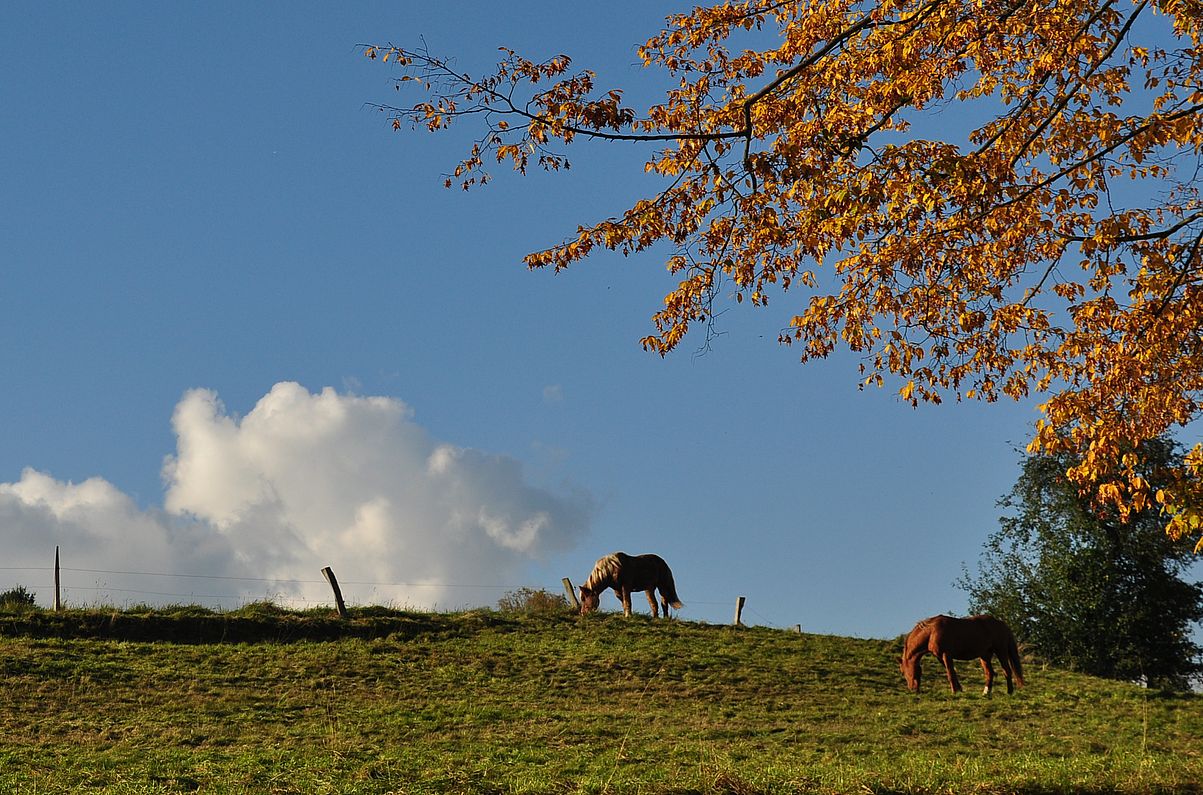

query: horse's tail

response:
[1007,631,1026,688]
[660,562,683,610]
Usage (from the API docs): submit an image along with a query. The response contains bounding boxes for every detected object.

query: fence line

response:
[2,569,606,609]
[1,565,529,590]
[4,567,749,601]
[3,559,773,627]
[6,581,327,606]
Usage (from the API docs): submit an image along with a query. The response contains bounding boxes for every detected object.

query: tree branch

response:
[1134,228,1203,343]
[1009,0,1148,167]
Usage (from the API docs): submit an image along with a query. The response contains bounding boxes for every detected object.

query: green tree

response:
[961,438,1203,690]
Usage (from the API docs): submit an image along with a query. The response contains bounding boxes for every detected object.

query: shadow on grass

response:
[678,780,1203,795]
[0,603,557,644]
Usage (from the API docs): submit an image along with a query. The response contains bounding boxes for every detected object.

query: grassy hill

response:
[1,604,1200,794]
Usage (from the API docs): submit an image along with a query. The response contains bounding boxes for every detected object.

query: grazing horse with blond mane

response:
[900,614,1025,695]
[579,552,682,618]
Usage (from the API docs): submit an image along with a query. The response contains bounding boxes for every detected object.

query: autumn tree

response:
[960,438,1203,690]
[365,0,1203,546]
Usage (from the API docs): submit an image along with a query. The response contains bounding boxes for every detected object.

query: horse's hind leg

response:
[979,657,995,696]
[997,651,1016,694]
[645,590,659,618]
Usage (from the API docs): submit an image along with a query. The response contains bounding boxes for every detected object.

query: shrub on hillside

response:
[0,585,37,611]
[497,587,569,615]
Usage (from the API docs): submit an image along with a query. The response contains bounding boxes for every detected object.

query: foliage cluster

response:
[366,0,1203,545]
[1,606,1202,793]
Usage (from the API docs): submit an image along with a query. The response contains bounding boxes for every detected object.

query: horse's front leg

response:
[645,590,659,618]
[940,653,962,693]
[619,587,633,616]
[979,657,995,696]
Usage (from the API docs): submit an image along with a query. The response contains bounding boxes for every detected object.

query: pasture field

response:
[0,603,1201,794]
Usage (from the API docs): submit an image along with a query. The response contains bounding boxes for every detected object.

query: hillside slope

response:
[0,607,1200,794]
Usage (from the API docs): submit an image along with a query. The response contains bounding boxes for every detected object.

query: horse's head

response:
[899,655,920,692]
[579,585,600,615]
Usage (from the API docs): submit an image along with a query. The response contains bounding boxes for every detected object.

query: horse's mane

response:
[583,553,622,591]
[904,615,944,647]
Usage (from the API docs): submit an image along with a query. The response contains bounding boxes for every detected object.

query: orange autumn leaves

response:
[367,0,1203,548]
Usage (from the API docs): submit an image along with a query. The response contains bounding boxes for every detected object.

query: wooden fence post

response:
[320,566,348,619]
[53,545,61,612]
[793,624,802,634]
[561,577,580,610]
[733,595,746,626]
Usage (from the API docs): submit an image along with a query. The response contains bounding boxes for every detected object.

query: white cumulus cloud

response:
[1,382,593,609]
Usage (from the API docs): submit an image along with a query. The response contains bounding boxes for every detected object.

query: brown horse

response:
[900,614,1025,695]
[579,552,683,618]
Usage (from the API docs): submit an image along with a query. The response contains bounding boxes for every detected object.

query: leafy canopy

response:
[960,438,1203,690]
[366,0,1203,546]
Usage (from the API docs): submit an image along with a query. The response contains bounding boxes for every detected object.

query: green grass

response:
[0,605,1200,794]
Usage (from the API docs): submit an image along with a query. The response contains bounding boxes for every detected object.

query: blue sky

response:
[2,2,1179,638]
